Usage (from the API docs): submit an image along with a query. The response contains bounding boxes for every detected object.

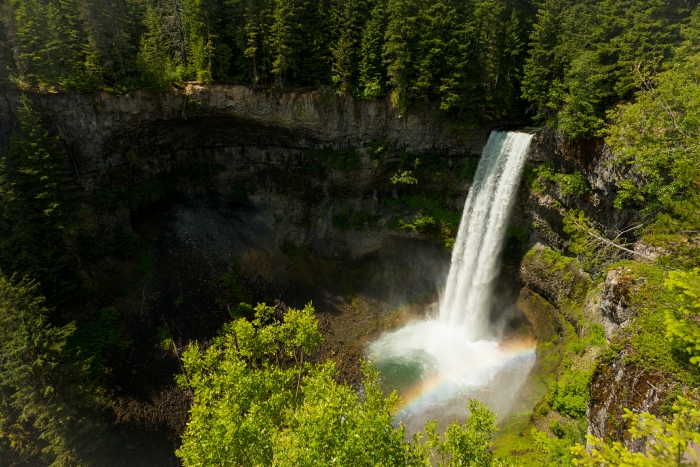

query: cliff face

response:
[1,85,497,257]
[2,84,491,181]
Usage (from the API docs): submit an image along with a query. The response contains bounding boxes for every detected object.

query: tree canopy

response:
[176,302,503,466]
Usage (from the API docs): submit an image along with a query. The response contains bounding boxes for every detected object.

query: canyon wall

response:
[0,84,661,450]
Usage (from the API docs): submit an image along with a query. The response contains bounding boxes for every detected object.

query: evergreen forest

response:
[0,0,700,466]
[0,0,697,132]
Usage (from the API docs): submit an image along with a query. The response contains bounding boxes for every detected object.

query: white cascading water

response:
[369,130,536,419]
[440,131,535,336]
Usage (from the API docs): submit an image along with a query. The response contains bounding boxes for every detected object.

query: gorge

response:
[0,83,697,466]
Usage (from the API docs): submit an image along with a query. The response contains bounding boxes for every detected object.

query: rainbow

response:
[395,338,537,414]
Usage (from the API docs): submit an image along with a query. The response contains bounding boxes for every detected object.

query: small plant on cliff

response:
[391,169,419,185]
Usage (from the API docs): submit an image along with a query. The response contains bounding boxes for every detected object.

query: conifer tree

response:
[12,0,58,88]
[358,0,387,98]
[295,0,331,86]
[75,0,141,86]
[384,0,422,112]
[269,0,301,87]
[0,95,82,303]
[137,6,174,92]
[521,0,565,123]
[0,274,114,465]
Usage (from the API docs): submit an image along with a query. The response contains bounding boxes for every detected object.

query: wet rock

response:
[519,244,591,331]
[600,268,633,339]
[516,287,561,342]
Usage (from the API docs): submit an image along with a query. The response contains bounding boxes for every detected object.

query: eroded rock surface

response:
[600,268,633,339]
[588,350,670,453]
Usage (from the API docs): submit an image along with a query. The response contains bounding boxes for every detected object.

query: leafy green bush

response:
[157,325,173,351]
[665,269,700,367]
[572,397,700,466]
[176,303,504,466]
[558,172,590,197]
[527,163,589,198]
[390,169,418,185]
[398,214,436,233]
[547,367,592,419]
[366,140,390,158]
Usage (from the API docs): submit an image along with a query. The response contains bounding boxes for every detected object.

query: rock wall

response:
[1,84,492,181]
[0,85,496,258]
[525,127,637,241]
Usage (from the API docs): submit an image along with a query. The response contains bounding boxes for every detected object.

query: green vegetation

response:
[1,1,700,465]
[67,306,130,378]
[572,397,700,466]
[528,163,589,198]
[176,302,506,466]
[665,269,700,368]
[0,96,82,304]
[0,0,532,127]
[386,194,461,248]
[0,274,113,465]
[0,0,696,135]
[522,0,694,138]
[607,49,700,213]
[157,325,174,351]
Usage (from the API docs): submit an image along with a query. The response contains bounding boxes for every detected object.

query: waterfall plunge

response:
[440,131,535,337]
[369,131,536,419]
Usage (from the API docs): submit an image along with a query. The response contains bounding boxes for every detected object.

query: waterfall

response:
[440,131,534,338]
[369,130,536,420]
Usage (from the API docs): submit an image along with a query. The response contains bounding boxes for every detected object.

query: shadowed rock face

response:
[1,84,494,175]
